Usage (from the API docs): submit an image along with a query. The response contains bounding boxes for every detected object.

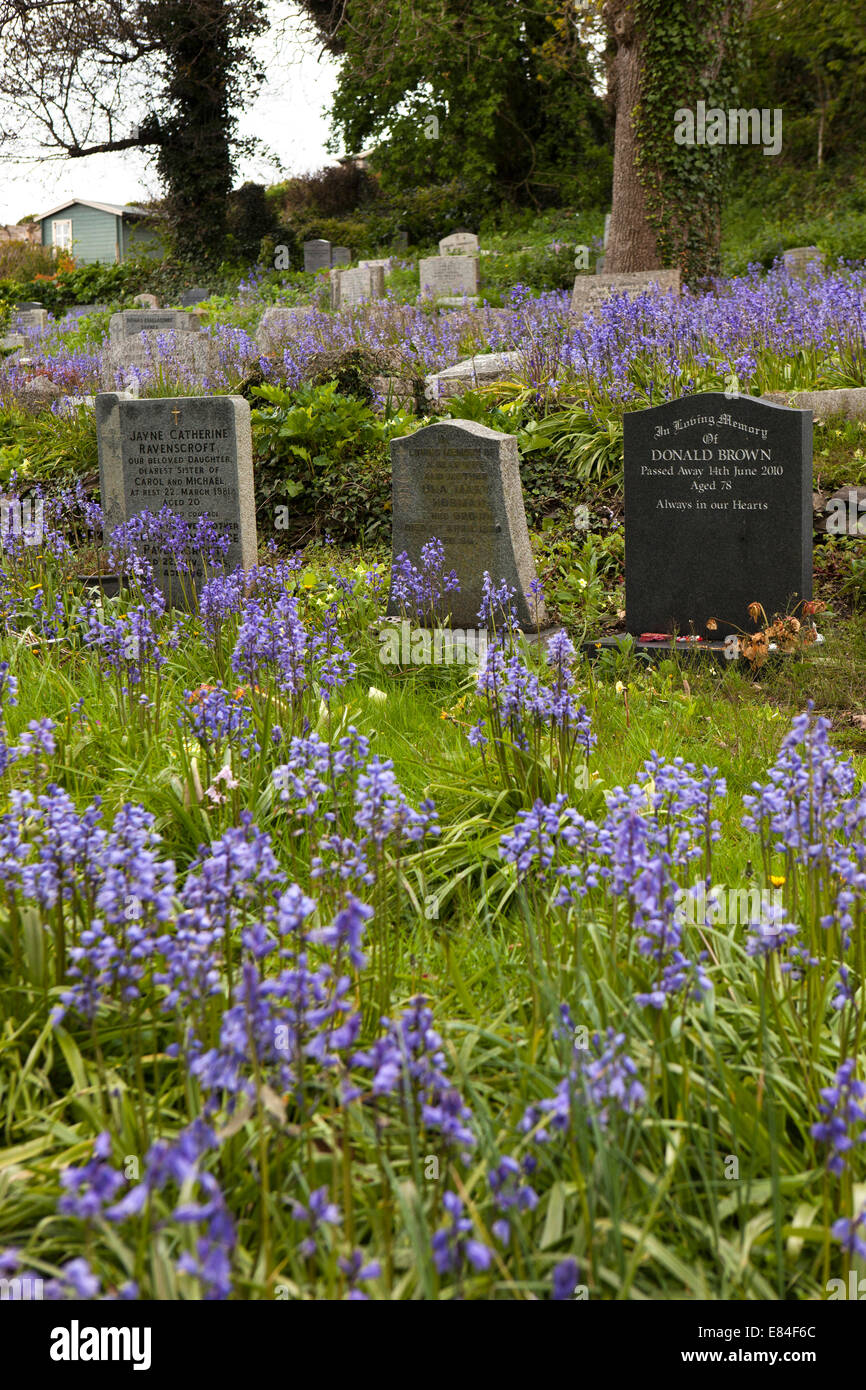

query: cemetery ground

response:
[0,245,864,1303]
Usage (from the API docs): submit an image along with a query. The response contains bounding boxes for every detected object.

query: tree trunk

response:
[602,0,660,272]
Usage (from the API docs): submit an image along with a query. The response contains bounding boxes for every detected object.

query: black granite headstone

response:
[623,392,812,637]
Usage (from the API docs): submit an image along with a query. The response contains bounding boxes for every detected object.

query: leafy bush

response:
[0,240,60,281]
[0,405,98,484]
[251,380,418,543]
[0,259,148,313]
[521,407,625,491]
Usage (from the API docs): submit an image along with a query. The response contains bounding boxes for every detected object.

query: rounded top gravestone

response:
[386,418,546,630]
[623,391,812,638]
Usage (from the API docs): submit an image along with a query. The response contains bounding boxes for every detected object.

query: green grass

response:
[0,528,863,1301]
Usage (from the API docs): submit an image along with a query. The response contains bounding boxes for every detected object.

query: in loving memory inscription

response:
[623,392,812,638]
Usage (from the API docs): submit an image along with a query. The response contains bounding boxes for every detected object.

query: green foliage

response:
[722,165,866,276]
[634,0,752,283]
[251,380,417,543]
[0,241,58,281]
[0,259,149,313]
[314,0,610,209]
[225,181,279,264]
[521,406,625,491]
[0,406,98,485]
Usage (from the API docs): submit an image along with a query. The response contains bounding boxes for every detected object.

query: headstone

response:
[439,232,480,257]
[109,310,201,345]
[424,351,523,405]
[133,293,160,309]
[386,419,546,630]
[0,335,25,352]
[330,264,386,311]
[64,304,103,319]
[255,306,308,353]
[19,376,62,411]
[14,309,49,333]
[303,239,332,274]
[330,247,351,268]
[391,230,409,253]
[782,246,824,279]
[571,269,680,315]
[762,387,866,421]
[179,288,210,306]
[99,331,229,392]
[358,257,392,271]
[418,255,480,305]
[95,393,257,602]
[623,391,812,638]
[14,301,43,312]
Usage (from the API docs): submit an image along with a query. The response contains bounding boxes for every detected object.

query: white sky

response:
[0,3,341,224]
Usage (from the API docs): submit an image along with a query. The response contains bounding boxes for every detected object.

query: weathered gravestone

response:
[571,269,680,315]
[330,264,386,311]
[255,306,308,353]
[418,255,480,305]
[358,257,392,271]
[14,301,43,312]
[132,294,160,309]
[330,246,351,268]
[95,393,257,602]
[14,309,49,333]
[303,239,332,274]
[180,288,211,306]
[386,419,546,629]
[100,332,225,392]
[424,351,523,405]
[623,392,812,638]
[439,232,480,256]
[109,310,200,344]
[782,246,824,278]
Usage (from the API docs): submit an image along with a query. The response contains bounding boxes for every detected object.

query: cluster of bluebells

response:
[0,661,57,779]
[810,1058,866,1176]
[351,997,476,1157]
[431,1192,492,1276]
[273,729,439,888]
[473,619,594,763]
[499,752,724,1009]
[488,1156,539,1244]
[231,587,356,713]
[108,507,230,582]
[182,683,260,763]
[389,538,460,624]
[81,595,176,694]
[0,1248,134,1301]
[743,704,866,964]
[521,1025,645,1142]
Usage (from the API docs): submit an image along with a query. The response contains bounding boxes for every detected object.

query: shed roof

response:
[35,198,151,221]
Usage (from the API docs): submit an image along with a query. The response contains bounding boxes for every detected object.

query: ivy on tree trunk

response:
[604,0,752,285]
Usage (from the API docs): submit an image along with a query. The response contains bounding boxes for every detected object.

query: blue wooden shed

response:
[36,199,163,265]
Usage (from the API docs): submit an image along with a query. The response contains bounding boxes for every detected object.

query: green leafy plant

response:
[521,406,625,490]
[251,380,417,542]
